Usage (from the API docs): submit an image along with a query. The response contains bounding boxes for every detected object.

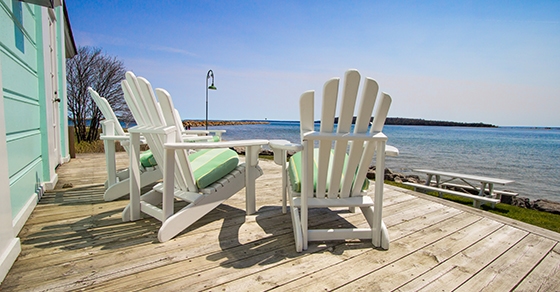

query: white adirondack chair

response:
[269,69,396,252]
[121,71,268,242]
[87,87,163,201]
[88,88,226,201]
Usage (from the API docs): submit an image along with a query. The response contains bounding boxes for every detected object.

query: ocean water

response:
[208,121,560,201]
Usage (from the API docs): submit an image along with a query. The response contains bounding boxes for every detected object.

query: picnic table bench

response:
[403,169,516,208]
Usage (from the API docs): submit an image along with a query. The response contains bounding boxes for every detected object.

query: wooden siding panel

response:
[8,158,41,218]
[0,1,16,44]
[0,53,39,104]
[6,131,41,178]
[2,92,40,134]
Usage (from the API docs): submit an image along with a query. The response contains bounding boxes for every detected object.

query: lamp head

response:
[208,84,217,90]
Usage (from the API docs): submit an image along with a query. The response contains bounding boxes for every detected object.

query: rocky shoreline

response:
[232,147,560,215]
[368,167,560,215]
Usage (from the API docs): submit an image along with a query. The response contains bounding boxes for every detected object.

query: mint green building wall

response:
[1,0,72,282]
[1,0,43,221]
[0,0,67,223]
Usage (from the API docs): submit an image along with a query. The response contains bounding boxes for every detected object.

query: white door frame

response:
[43,8,61,189]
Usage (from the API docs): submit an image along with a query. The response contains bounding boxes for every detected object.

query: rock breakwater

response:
[182,120,268,128]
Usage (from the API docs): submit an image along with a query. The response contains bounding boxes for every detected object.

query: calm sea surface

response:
[207,121,560,201]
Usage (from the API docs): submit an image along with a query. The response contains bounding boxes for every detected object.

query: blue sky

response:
[67,1,560,126]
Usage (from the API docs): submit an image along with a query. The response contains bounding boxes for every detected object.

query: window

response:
[13,1,24,53]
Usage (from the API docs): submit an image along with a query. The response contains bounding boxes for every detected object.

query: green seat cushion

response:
[140,150,157,168]
[188,148,239,189]
[288,149,369,193]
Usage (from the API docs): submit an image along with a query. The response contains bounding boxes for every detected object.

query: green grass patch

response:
[386,180,560,234]
[257,154,274,161]
[74,140,106,153]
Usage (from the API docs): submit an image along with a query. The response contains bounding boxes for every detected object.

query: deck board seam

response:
[453,231,532,291]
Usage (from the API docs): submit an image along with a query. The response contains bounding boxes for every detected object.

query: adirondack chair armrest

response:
[386,145,399,157]
[181,130,210,135]
[269,139,303,166]
[165,139,269,167]
[181,135,215,142]
[180,130,225,142]
[209,129,226,135]
[181,129,226,135]
[100,135,130,142]
[100,136,148,147]
[128,125,176,135]
[101,120,116,136]
[164,139,268,150]
[209,130,225,141]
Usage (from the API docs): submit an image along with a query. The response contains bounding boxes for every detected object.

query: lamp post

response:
[205,70,217,130]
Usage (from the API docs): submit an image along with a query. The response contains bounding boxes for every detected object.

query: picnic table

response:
[403,169,516,208]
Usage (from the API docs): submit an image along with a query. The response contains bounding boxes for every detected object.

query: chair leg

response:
[362,206,389,250]
[158,194,229,242]
[104,180,129,201]
[282,159,288,214]
[104,139,117,188]
[116,169,129,181]
[291,206,304,252]
[122,189,161,221]
[379,220,390,250]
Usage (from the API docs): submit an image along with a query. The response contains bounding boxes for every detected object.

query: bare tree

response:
[66,46,131,143]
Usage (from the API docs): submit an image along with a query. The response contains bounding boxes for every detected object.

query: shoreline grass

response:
[386,180,560,234]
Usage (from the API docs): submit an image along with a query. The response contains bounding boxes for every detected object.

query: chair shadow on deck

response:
[23,184,379,262]
[207,205,381,269]
[21,184,160,250]
[22,185,251,251]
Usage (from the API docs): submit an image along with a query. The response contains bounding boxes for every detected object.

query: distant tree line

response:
[384,117,497,127]
[67,46,133,143]
[331,117,497,127]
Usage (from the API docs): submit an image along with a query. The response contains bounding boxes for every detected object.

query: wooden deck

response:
[1,152,559,291]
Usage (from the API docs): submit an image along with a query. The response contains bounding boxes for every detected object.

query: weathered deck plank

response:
[346,217,505,292]
[269,212,481,291]
[455,234,557,292]
[514,243,560,291]
[195,205,466,292]
[1,153,559,291]
[391,223,524,291]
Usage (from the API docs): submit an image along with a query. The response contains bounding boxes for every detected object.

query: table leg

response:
[488,183,497,208]
[478,182,487,197]
[425,174,433,186]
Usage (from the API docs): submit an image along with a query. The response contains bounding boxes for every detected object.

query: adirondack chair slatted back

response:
[132,76,178,188]
[301,69,391,199]
[122,71,199,193]
[156,88,199,192]
[122,74,169,184]
[121,84,159,170]
[135,77,189,189]
[88,88,128,140]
